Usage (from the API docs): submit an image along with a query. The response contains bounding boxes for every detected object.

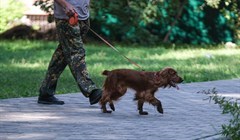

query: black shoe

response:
[38,95,65,105]
[89,89,102,105]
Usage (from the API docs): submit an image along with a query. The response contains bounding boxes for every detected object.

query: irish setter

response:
[99,67,183,115]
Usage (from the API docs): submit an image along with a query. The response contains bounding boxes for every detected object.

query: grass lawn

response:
[0,40,239,99]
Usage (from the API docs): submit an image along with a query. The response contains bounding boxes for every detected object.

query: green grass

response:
[0,40,240,99]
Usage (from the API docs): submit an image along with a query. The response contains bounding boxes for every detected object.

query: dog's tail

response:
[102,70,117,91]
[102,70,110,76]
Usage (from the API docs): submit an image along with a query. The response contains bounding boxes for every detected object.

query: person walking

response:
[38,0,102,105]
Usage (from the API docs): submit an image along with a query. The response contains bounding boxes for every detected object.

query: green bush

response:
[199,88,240,139]
[90,0,239,45]
[0,0,25,33]
[32,0,240,45]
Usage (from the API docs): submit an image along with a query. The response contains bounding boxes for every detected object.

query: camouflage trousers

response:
[39,19,97,97]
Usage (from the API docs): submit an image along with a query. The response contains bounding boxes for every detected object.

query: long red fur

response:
[100,67,183,115]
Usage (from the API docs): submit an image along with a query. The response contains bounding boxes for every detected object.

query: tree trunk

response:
[163,0,187,43]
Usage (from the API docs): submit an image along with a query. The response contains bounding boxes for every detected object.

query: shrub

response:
[199,88,240,139]
[0,0,25,33]
[33,0,239,45]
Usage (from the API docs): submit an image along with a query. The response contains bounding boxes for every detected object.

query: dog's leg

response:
[146,94,163,114]
[150,98,163,114]
[99,92,112,113]
[156,99,163,114]
[109,100,115,111]
[101,102,112,113]
[138,99,148,115]
[135,93,148,115]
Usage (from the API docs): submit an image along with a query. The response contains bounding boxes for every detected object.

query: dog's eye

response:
[169,71,176,75]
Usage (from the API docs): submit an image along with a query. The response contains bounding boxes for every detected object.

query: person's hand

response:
[64,3,76,17]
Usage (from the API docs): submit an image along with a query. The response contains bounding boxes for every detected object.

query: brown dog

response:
[99,67,183,115]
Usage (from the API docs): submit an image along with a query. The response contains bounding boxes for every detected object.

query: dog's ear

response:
[155,68,171,82]
[158,68,170,78]
[160,67,177,76]
[154,69,169,87]
[167,68,176,75]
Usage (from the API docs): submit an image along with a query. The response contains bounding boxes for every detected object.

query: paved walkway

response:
[0,79,239,140]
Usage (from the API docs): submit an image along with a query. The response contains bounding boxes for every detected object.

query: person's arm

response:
[55,0,75,17]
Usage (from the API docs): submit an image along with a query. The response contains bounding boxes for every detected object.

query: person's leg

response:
[38,45,67,105]
[56,19,102,104]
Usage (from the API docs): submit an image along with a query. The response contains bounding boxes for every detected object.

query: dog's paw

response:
[103,110,112,113]
[109,103,115,111]
[157,106,164,114]
[139,111,148,115]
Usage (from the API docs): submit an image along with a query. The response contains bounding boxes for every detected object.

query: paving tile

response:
[0,79,239,140]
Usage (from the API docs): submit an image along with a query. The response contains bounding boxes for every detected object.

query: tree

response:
[0,0,25,33]
[33,0,54,22]
[34,0,238,45]
[163,0,188,43]
[204,0,240,43]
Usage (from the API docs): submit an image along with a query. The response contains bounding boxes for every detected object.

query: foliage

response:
[90,0,194,44]
[0,0,25,33]
[33,0,54,22]
[0,39,240,99]
[33,0,53,14]
[199,88,240,139]
[204,0,240,44]
[90,0,239,44]
[33,0,239,45]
